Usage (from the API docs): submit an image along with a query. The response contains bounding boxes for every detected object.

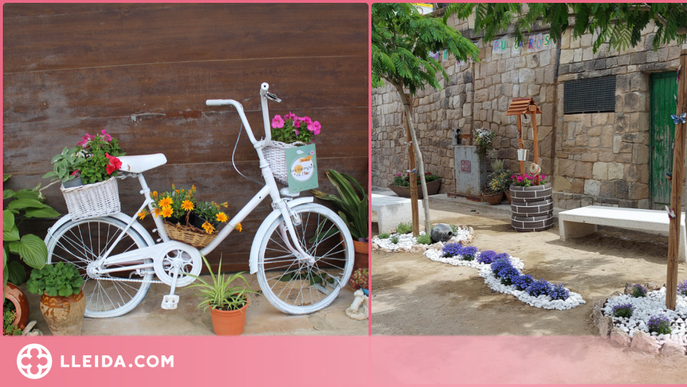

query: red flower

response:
[105,153,122,175]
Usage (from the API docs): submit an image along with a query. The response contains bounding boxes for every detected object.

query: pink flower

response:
[105,153,122,175]
[307,121,321,135]
[284,112,297,121]
[77,133,95,147]
[300,116,312,125]
[517,176,523,183]
[541,175,546,180]
[293,118,302,128]
[271,115,284,129]
[294,129,299,135]
[101,129,112,142]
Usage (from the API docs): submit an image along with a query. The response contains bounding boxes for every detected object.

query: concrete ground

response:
[370,190,687,383]
[20,273,367,336]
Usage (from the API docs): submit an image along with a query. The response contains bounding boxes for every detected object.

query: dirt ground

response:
[371,199,687,383]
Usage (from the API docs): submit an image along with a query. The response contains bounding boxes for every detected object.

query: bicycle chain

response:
[86,275,163,284]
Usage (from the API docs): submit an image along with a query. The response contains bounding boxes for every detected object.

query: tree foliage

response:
[445,3,687,53]
[372,3,479,94]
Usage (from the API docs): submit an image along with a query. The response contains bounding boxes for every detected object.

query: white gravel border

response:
[372,226,474,253]
[424,249,586,310]
[602,289,687,346]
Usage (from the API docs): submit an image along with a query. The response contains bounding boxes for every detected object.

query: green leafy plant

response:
[26,262,84,297]
[486,169,514,193]
[43,146,87,184]
[416,234,432,245]
[74,130,125,185]
[378,233,390,239]
[390,236,399,244]
[450,225,458,234]
[311,169,368,242]
[187,256,256,312]
[396,222,412,235]
[3,175,60,295]
[3,300,22,336]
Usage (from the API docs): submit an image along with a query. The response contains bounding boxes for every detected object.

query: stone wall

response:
[553,25,681,209]
[372,14,685,211]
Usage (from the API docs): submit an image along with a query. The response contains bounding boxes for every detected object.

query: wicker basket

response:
[61,177,121,221]
[263,141,304,184]
[163,221,218,248]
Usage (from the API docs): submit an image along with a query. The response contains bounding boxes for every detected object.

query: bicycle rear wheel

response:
[256,203,354,315]
[46,217,153,318]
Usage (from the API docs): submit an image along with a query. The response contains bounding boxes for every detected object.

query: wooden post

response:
[667,50,687,310]
[404,94,420,236]
[517,114,525,176]
[531,106,539,166]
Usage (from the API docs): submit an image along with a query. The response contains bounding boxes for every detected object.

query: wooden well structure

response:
[506,97,553,232]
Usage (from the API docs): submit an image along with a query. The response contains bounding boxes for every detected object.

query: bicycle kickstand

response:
[161,263,181,310]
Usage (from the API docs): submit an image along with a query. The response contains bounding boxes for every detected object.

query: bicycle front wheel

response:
[46,217,153,318]
[257,203,354,315]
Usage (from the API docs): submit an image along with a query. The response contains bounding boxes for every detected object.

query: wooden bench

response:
[558,205,686,262]
[371,193,424,234]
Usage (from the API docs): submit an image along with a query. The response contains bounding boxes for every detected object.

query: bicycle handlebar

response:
[206,82,277,147]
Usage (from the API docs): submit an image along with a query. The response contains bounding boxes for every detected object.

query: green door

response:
[650,72,678,209]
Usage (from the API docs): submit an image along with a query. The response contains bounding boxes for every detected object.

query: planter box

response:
[387,179,441,199]
[510,183,554,232]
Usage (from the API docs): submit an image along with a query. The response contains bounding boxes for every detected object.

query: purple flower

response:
[477,250,497,264]
[612,303,634,318]
[548,283,569,300]
[271,115,284,129]
[512,274,534,291]
[526,279,552,297]
[461,246,478,261]
[631,284,647,298]
[677,279,687,297]
[442,243,462,257]
[647,314,672,335]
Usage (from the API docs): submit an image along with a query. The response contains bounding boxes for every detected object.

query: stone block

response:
[660,341,687,357]
[610,328,632,347]
[588,126,602,136]
[554,175,572,191]
[630,52,647,65]
[559,158,576,177]
[519,68,535,83]
[599,181,614,197]
[593,162,608,180]
[624,92,646,112]
[630,330,659,355]
[560,50,574,64]
[629,182,649,200]
[585,179,601,196]
[633,144,649,164]
[615,180,629,199]
[581,152,598,162]
[608,163,624,180]
[583,47,594,61]
[598,316,613,336]
[601,126,614,148]
[589,137,601,148]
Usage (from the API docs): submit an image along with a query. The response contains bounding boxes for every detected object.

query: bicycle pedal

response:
[161,295,179,310]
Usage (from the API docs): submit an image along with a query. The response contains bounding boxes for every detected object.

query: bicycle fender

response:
[248,197,314,274]
[45,212,156,247]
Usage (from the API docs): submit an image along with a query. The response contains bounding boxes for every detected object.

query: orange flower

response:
[192,185,197,193]
[175,189,180,194]
[234,223,242,232]
[202,221,215,234]
[216,212,228,223]
[153,207,162,218]
[138,210,149,220]
[152,191,158,199]
[158,197,173,208]
[221,202,229,208]
[181,200,194,211]
[161,206,173,218]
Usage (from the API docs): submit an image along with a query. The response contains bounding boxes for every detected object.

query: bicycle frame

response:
[65,83,312,278]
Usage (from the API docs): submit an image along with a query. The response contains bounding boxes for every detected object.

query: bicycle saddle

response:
[118,154,167,173]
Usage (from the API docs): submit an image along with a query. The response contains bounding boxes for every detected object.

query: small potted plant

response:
[349,268,369,296]
[26,262,85,336]
[312,169,369,270]
[473,128,495,159]
[483,160,512,205]
[388,171,442,199]
[144,185,241,248]
[187,256,256,336]
[3,299,24,336]
[263,111,322,184]
[509,171,553,232]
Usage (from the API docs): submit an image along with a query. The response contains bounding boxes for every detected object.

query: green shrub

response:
[378,233,390,239]
[396,222,412,235]
[390,236,399,244]
[416,234,432,245]
[27,262,84,297]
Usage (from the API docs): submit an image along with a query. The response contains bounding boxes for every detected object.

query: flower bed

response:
[601,287,687,347]
[424,246,585,310]
[371,226,474,253]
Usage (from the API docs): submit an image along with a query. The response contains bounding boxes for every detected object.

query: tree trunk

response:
[403,94,420,236]
[393,82,431,234]
[666,49,687,310]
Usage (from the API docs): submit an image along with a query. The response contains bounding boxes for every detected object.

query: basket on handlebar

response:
[61,177,121,221]
[263,141,305,185]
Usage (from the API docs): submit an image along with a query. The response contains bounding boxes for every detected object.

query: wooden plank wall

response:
[3,3,369,271]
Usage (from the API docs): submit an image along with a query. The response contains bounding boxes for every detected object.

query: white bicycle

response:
[44,83,355,317]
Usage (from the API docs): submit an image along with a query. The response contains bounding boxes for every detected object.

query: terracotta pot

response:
[504,190,511,203]
[210,300,248,336]
[352,240,369,271]
[40,290,86,336]
[387,179,442,199]
[3,283,30,330]
[483,191,505,205]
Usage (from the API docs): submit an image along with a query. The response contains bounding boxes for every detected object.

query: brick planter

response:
[510,183,554,232]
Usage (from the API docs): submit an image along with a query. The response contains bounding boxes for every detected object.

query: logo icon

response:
[17,344,52,379]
